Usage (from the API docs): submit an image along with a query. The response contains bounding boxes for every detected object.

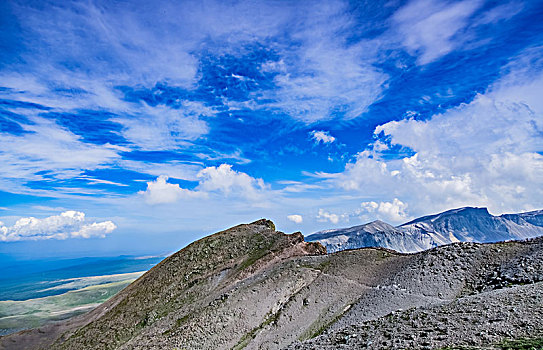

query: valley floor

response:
[0,273,142,336]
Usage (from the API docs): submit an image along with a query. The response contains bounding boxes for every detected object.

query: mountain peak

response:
[248,218,276,231]
[26,220,325,349]
[449,207,490,215]
[401,207,490,226]
[364,220,397,232]
[368,219,387,225]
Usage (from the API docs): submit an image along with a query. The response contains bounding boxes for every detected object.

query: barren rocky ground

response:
[1,219,542,350]
[289,282,543,349]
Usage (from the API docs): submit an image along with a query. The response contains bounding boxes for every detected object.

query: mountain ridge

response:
[307,207,543,253]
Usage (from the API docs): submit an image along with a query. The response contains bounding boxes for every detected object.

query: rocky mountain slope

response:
[1,218,543,350]
[307,220,433,253]
[307,207,543,253]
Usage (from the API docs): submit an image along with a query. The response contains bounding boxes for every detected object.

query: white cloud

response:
[474,2,523,26]
[311,130,336,144]
[0,0,391,200]
[392,0,483,64]
[0,118,119,171]
[114,102,213,151]
[139,175,201,205]
[0,211,116,241]
[7,1,198,89]
[287,214,303,224]
[197,164,268,200]
[122,161,203,182]
[280,181,324,193]
[371,140,389,151]
[317,209,341,224]
[0,118,120,194]
[336,48,543,216]
[257,1,388,122]
[2,0,388,128]
[360,201,379,212]
[140,164,269,205]
[360,198,410,223]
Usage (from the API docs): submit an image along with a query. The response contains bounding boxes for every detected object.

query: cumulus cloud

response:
[287,214,303,224]
[139,175,201,205]
[197,164,268,200]
[311,130,336,144]
[140,164,269,205]
[336,48,543,216]
[360,198,410,223]
[317,209,341,224]
[0,211,116,242]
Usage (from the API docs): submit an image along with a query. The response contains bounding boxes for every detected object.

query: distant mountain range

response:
[306,207,543,253]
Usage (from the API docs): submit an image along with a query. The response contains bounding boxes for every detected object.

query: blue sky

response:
[0,0,542,258]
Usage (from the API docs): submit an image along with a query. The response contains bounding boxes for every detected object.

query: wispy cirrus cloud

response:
[257,1,388,122]
[474,1,524,26]
[2,0,389,123]
[0,117,121,194]
[113,102,213,151]
[0,0,390,199]
[390,0,525,65]
[391,0,484,65]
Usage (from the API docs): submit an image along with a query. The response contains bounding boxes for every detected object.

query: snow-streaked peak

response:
[307,207,543,254]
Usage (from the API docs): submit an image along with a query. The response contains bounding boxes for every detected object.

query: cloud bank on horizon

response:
[0,211,116,242]
[0,0,542,251]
